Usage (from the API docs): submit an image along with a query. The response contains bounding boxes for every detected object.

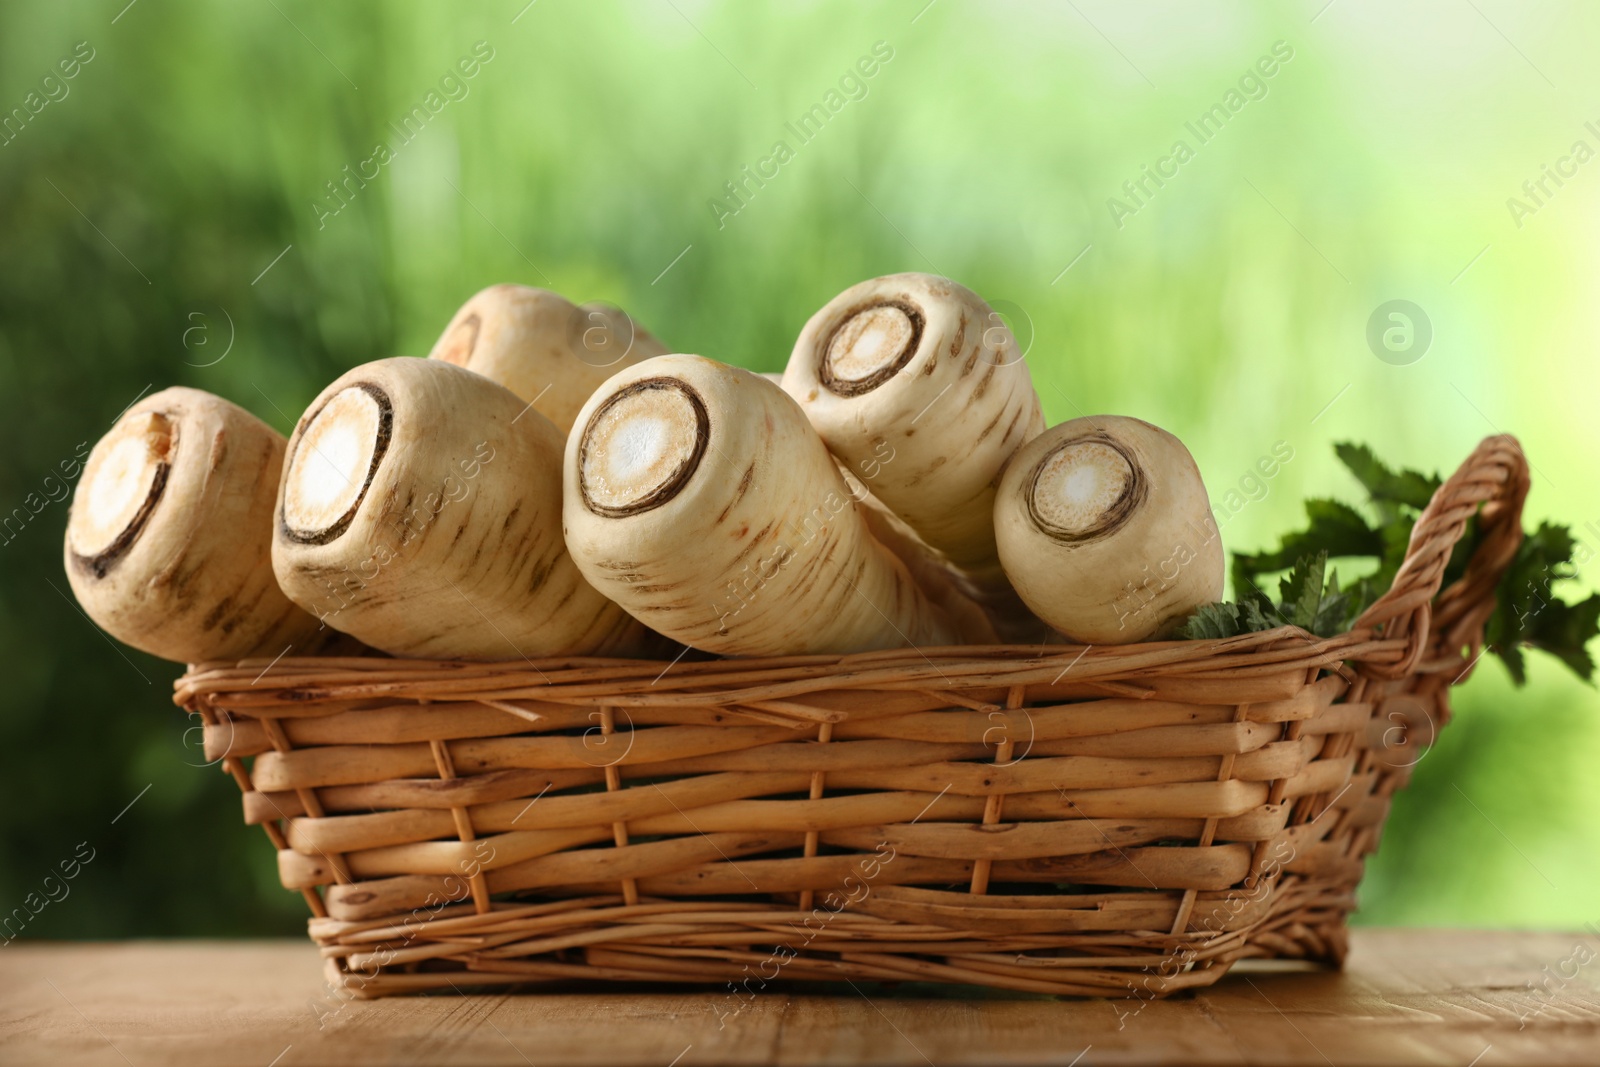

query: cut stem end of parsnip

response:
[1027,437,1145,543]
[281,384,391,544]
[819,300,923,396]
[68,411,176,574]
[579,377,709,517]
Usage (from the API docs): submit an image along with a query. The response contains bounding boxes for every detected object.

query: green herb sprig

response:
[1177,443,1600,684]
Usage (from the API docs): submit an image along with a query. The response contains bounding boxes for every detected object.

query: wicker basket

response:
[176,435,1528,999]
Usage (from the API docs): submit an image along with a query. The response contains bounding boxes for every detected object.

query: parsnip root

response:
[564,355,969,656]
[782,273,1047,638]
[273,357,652,660]
[64,388,326,664]
[429,284,667,433]
[995,415,1224,643]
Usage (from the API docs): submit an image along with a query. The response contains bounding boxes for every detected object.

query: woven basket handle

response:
[1349,434,1530,678]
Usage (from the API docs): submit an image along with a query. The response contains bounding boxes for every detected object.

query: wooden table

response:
[3,929,1597,1065]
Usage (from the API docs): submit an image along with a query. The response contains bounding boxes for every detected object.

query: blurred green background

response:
[1,0,1595,939]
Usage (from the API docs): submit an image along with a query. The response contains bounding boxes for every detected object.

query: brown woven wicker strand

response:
[176,434,1529,999]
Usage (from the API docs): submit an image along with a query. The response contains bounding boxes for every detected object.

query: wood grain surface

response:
[3,929,1597,1066]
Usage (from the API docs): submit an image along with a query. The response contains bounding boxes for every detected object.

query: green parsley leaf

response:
[1174,444,1599,685]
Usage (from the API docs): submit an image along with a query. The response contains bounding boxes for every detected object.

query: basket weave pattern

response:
[177,436,1528,998]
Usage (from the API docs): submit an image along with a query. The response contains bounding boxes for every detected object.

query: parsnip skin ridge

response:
[429,284,668,434]
[995,415,1225,644]
[782,272,1048,637]
[272,357,649,661]
[63,387,326,664]
[563,354,964,656]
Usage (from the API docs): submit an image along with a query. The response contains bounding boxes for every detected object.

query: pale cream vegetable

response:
[563,355,970,655]
[63,387,326,664]
[429,284,667,433]
[272,357,651,660]
[994,415,1224,643]
[781,273,1047,638]
[837,465,999,646]
[854,501,1001,647]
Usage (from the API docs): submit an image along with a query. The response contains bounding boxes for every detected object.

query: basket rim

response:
[176,625,1398,709]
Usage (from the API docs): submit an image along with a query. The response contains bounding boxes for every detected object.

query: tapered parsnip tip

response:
[281,385,390,544]
[578,378,708,517]
[67,411,174,566]
[1027,437,1142,541]
[822,301,923,396]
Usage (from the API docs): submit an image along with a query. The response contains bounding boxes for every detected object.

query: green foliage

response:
[1278,553,1358,636]
[1176,600,1275,640]
[1334,442,1441,518]
[1181,550,1355,639]
[1488,523,1600,684]
[1228,499,1381,589]
[1182,444,1600,685]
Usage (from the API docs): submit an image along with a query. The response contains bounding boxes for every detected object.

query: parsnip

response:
[63,387,326,664]
[994,415,1224,643]
[428,284,667,433]
[837,465,999,646]
[563,355,969,655]
[272,357,650,660]
[781,273,1047,637]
